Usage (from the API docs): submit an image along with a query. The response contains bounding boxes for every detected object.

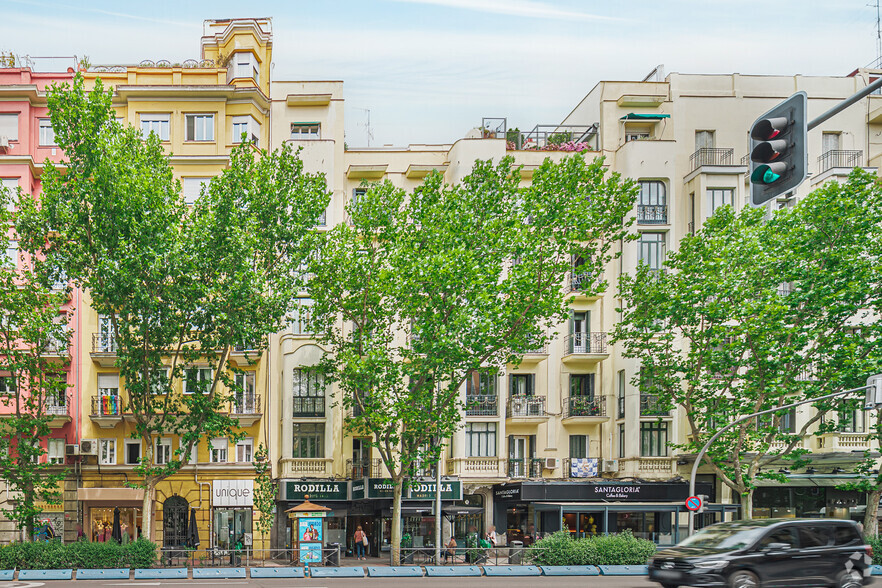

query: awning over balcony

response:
[620,113,670,121]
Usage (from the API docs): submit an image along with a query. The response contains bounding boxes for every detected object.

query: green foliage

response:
[0,181,69,537]
[866,536,882,565]
[252,444,276,541]
[527,531,656,566]
[0,538,157,569]
[613,169,882,510]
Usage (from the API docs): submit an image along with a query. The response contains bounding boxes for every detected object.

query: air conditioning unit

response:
[79,439,98,456]
[511,398,526,414]
[65,444,79,456]
[601,459,619,473]
[543,457,558,470]
[0,136,9,148]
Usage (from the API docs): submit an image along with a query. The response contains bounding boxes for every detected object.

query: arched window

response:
[162,495,189,548]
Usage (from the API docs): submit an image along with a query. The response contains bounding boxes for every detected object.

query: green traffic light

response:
[750,165,780,184]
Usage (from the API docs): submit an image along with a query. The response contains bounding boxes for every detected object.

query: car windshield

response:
[677,525,767,550]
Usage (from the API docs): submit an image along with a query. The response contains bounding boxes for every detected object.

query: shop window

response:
[640,421,669,457]
[155,437,172,465]
[47,438,64,464]
[236,438,253,463]
[125,440,141,465]
[465,422,496,457]
[214,508,252,550]
[91,506,141,543]
[210,438,228,463]
[99,439,116,465]
[293,423,324,458]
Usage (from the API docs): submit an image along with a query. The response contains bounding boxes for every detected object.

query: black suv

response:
[648,518,873,588]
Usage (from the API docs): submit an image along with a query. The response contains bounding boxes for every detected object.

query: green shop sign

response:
[284,481,348,501]
[353,479,462,501]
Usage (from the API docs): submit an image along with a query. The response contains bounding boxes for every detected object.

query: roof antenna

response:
[355,108,373,147]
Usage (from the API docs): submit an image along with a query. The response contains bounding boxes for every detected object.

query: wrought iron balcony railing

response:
[689,147,734,172]
[46,395,69,416]
[506,458,542,478]
[569,271,597,292]
[640,393,670,416]
[636,204,668,225]
[347,458,382,479]
[92,333,117,353]
[563,332,608,355]
[564,395,605,418]
[292,396,325,417]
[466,394,498,417]
[232,394,261,415]
[92,393,123,416]
[506,395,546,418]
[818,149,862,174]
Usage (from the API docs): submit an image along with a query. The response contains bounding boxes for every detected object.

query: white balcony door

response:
[510,436,528,477]
[571,311,590,352]
[98,315,115,351]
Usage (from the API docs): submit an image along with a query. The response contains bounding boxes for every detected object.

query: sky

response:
[0,1,877,147]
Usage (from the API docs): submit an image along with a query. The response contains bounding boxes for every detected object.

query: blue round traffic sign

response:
[685,496,702,511]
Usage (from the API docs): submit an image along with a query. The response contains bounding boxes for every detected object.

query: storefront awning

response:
[442,505,483,517]
[382,503,435,516]
[620,113,670,121]
[78,488,144,503]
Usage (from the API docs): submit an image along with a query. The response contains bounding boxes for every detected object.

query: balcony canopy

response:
[620,113,670,121]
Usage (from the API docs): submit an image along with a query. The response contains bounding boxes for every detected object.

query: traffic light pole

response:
[807,75,882,131]
[686,382,877,537]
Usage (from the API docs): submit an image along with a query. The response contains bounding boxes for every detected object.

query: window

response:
[232,115,259,145]
[617,370,626,418]
[47,438,64,464]
[5,239,17,268]
[293,369,325,416]
[707,188,734,215]
[640,421,669,457]
[618,423,625,458]
[637,181,666,211]
[350,187,367,217]
[570,374,595,398]
[181,177,210,206]
[695,130,715,150]
[761,408,796,433]
[185,114,214,142]
[290,123,320,140]
[638,232,666,272]
[231,52,259,81]
[625,126,650,142]
[838,408,865,433]
[0,376,14,396]
[290,298,314,335]
[99,439,116,465]
[210,438,228,463]
[466,422,496,457]
[1,178,18,212]
[149,368,170,395]
[236,438,253,463]
[292,423,324,458]
[38,118,56,146]
[466,370,497,397]
[509,374,533,397]
[569,435,589,459]
[139,113,170,142]
[155,437,172,465]
[125,440,141,465]
[822,132,841,154]
[0,113,19,141]
[184,367,212,394]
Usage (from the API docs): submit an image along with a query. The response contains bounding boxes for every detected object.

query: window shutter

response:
[508,435,514,457]
[528,435,536,458]
[0,114,19,140]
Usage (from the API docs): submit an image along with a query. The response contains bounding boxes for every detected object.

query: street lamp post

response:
[687,375,882,537]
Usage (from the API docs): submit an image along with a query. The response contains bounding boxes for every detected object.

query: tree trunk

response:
[142,480,157,543]
[391,479,403,566]
[739,487,754,520]
[865,487,882,537]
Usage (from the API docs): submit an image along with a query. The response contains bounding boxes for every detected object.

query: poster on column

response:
[298,517,323,542]
[299,542,322,564]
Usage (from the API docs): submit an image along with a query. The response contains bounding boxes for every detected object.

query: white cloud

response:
[386,0,624,22]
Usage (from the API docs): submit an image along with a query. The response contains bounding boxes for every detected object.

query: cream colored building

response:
[266,67,882,551]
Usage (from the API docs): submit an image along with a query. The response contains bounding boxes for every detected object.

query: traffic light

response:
[749,92,808,207]
[696,494,709,515]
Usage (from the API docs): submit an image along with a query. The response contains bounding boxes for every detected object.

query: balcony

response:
[229,342,262,367]
[466,394,498,417]
[817,433,871,451]
[506,458,542,479]
[279,458,333,478]
[565,457,600,479]
[506,395,547,419]
[230,394,262,427]
[446,457,505,479]
[689,147,734,173]
[43,339,70,363]
[90,393,124,429]
[293,396,325,418]
[637,457,675,476]
[636,205,668,225]
[640,394,671,417]
[563,396,607,419]
[46,394,70,428]
[91,333,118,367]
[347,458,383,479]
[818,150,862,175]
[568,272,600,299]
[562,333,609,364]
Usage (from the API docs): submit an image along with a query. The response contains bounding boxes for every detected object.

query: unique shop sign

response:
[213,479,253,507]
[284,481,348,502]
[350,479,462,500]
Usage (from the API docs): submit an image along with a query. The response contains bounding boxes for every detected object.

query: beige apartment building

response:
[266,66,882,554]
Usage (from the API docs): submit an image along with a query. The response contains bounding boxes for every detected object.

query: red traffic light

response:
[750,116,789,141]
[751,139,788,163]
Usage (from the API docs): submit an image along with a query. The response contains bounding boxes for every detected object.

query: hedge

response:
[868,536,882,565]
[526,530,656,566]
[0,538,157,569]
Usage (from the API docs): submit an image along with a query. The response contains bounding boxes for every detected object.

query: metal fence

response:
[157,546,342,568]
[391,545,552,566]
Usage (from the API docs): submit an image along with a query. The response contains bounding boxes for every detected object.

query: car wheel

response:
[728,570,760,588]
[834,569,863,588]
[659,584,679,588]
